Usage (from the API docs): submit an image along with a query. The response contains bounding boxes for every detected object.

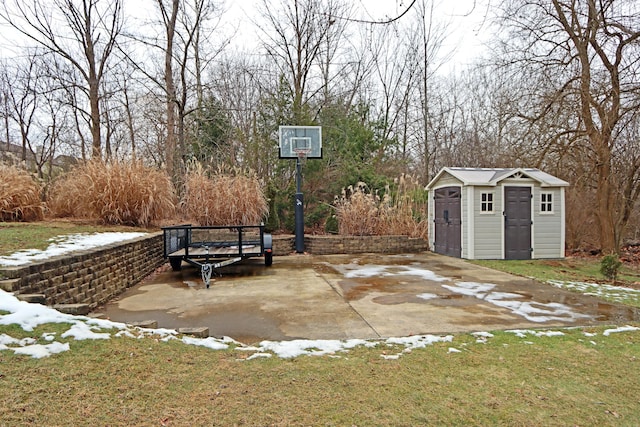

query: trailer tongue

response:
[162,224,273,288]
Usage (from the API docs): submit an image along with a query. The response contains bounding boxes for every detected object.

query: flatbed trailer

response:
[162,224,273,287]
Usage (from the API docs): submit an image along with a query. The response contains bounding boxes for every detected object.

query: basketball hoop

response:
[278,126,323,254]
[293,148,311,165]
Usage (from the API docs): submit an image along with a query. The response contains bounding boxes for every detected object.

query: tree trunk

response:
[162,0,179,179]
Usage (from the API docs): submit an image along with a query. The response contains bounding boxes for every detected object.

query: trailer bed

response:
[167,245,260,257]
[162,224,273,287]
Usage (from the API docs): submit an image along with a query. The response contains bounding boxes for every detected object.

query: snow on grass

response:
[603,325,640,336]
[0,232,148,266]
[506,330,566,338]
[548,280,640,305]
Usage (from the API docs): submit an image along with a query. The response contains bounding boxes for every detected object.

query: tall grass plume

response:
[334,175,428,238]
[47,160,176,226]
[182,163,268,226]
[0,164,44,221]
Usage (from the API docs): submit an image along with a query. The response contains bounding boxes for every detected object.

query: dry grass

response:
[0,164,44,222]
[47,160,176,227]
[1,326,640,426]
[334,175,428,238]
[181,163,269,226]
[334,182,382,236]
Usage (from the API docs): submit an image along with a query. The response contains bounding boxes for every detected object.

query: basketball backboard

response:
[279,126,322,159]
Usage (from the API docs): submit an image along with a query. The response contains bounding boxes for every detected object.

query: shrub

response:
[47,160,176,226]
[181,163,268,226]
[600,253,622,281]
[0,164,44,221]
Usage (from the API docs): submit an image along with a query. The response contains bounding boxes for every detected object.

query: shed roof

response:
[426,167,569,189]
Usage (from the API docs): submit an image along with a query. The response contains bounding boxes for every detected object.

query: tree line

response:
[0,0,639,253]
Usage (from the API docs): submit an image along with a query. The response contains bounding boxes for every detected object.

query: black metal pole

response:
[295,156,304,253]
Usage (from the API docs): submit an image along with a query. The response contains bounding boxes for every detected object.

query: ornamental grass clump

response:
[0,164,44,221]
[334,182,382,236]
[381,174,429,239]
[182,163,268,226]
[47,160,176,227]
[334,175,428,238]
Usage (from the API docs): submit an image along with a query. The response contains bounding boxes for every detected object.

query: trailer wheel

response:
[169,257,182,271]
[264,251,273,267]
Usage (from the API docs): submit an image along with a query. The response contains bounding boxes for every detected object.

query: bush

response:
[47,160,176,226]
[181,163,268,226]
[600,254,622,281]
[0,164,44,221]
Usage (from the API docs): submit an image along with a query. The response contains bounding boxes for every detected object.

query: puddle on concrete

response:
[331,261,640,325]
[93,254,639,342]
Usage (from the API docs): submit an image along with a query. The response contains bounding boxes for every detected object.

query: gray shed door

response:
[504,187,531,260]
[434,187,461,257]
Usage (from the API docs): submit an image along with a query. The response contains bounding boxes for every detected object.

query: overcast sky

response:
[1,0,492,70]
[224,0,492,71]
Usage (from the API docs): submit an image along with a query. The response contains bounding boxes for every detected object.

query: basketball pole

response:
[295,155,304,253]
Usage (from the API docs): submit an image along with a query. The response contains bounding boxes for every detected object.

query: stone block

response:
[128,320,158,329]
[17,294,46,304]
[53,303,91,315]
[0,278,21,292]
[178,327,209,338]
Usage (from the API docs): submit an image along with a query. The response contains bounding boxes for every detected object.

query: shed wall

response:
[532,186,564,258]
[471,186,503,259]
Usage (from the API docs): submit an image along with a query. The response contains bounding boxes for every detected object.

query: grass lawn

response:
[2,222,640,425]
[1,324,639,426]
[472,258,640,308]
[0,221,159,256]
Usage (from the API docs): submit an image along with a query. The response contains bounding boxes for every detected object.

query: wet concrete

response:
[93,253,639,344]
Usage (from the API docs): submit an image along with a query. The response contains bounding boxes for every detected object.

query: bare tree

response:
[257,0,339,122]
[0,64,13,151]
[497,0,640,252]
[125,0,227,179]
[0,0,124,160]
[5,56,39,164]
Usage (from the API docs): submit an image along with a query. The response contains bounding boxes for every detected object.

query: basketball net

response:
[294,148,311,166]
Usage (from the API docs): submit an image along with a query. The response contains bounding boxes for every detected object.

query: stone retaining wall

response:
[0,233,164,308]
[272,234,428,255]
[305,235,428,255]
[0,232,427,307]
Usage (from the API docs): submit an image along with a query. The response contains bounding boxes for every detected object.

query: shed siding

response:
[532,187,564,258]
[472,186,503,259]
[435,174,461,188]
[461,186,469,258]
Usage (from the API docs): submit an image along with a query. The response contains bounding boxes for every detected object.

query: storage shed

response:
[425,167,569,260]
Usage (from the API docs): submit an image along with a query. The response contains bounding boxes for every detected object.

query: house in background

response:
[425,167,569,260]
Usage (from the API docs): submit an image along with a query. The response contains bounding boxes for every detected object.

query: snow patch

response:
[417,293,438,300]
[333,263,447,282]
[0,232,147,266]
[444,282,593,323]
[603,325,640,336]
[548,280,640,305]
